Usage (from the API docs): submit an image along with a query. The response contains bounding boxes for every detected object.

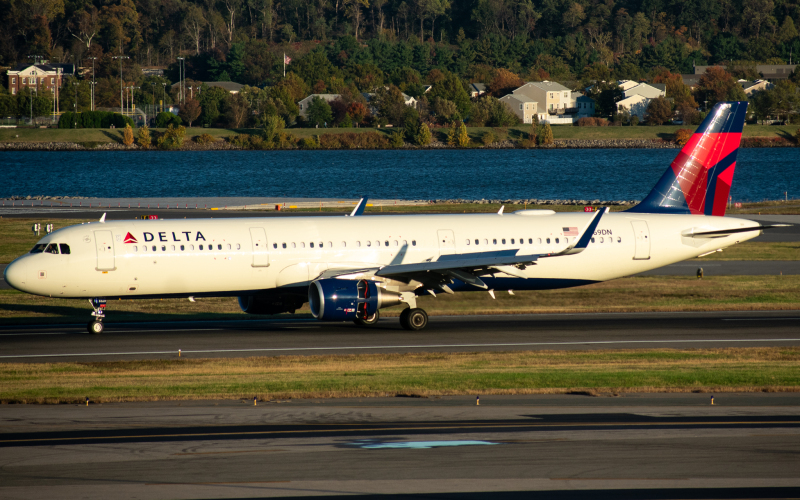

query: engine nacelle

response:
[238,293,305,315]
[309,279,401,321]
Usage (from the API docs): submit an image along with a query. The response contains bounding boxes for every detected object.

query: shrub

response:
[58,111,132,129]
[481,131,495,146]
[156,124,185,150]
[416,123,432,146]
[318,132,390,149]
[539,123,554,145]
[446,122,458,145]
[195,133,215,145]
[390,131,405,148]
[300,137,319,149]
[674,128,693,146]
[576,117,609,126]
[122,124,134,146]
[630,115,640,126]
[456,122,470,147]
[527,122,537,145]
[155,112,182,128]
[136,125,151,148]
[229,134,253,149]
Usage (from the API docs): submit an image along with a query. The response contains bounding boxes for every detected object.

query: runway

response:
[1,310,799,362]
[1,395,799,499]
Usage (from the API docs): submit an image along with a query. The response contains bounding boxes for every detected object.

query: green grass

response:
[2,347,797,403]
[2,124,796,144]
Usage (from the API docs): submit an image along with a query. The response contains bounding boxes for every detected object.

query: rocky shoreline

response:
[0,138,680,151]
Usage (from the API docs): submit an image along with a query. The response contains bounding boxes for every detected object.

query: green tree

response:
[263,115,285,144]
[539,123,553,145]
[306,96,333,127]
[456,121,469,147]
[136,125,151,148]
[416,122,432,145]
[427,70,471,116]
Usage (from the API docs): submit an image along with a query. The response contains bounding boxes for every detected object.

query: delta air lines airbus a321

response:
[4,102,786,333]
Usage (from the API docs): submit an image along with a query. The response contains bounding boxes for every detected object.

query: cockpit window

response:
[45,243,59,254]
[30,244,46,254]
[59,244,70,254]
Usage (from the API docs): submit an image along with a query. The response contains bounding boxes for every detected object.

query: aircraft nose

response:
[3,259,28,292]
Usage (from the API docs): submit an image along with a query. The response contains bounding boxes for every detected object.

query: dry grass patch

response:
[2,347,798,404]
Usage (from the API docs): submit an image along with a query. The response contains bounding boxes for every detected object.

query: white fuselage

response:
[5,211,762,300]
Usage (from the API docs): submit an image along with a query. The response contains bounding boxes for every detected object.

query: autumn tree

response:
[346,102,368,125]
[645,97,673,125]
[487,69,523,98]
[179,99,201,127]
[696,67,747,107]
[122,124,134,145]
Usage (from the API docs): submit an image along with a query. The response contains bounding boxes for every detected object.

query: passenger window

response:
[190,244,195,250]
[45,243,59,254]
[475,239,479,245]
[529,238,533,244]
[143,245,148,252]
[152,245,157,252]
[384,241,389,247]
[300,242,306,248]
[466,239,471,245]
[133,246,138,252]
[181,245,185,251]
[327,241,332,247]
[320,242,324,248]
[555,238,559,244]
[412,240,417,246]
[591,238,595,243]
[546,238,551,244]
[493,239,497,245]
[310,242,315,248]
[236,244,240,250]
[227,244,231,250]
[356,241,361,247]
[483,239,488,245]
[162,245,166,251]
[617,237,622,243]
[170,245,175,251]
[30,244,46,254]
[375,240,380,247]
[217,244,222,250]
[599,237,604,243]
[511,239,515,244]
[537,238,542,244]
[59,244,70,254]
[341,241,347,247]
[366,241,371,247]
[291,242,296,248]
[393,240,398,246]
[199,244,204,250]
[607,238,612,244]
[403,240,407,246]
[282,243,287,249]
[273,243,278,249]
[502,239,506,244]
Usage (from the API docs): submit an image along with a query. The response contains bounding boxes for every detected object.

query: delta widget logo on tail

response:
[124,232,138,244]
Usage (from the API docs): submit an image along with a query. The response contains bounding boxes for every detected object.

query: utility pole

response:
[89,57,97,111]
[161,82,167,113]
[112,55,129,113]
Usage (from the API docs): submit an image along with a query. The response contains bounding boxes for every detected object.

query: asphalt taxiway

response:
[1,395,799,499]
[1,310,798,362]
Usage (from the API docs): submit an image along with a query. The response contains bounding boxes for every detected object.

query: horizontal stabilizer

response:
[683,224,790,238]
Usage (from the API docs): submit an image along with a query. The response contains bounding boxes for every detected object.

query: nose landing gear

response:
[87,298,106,334]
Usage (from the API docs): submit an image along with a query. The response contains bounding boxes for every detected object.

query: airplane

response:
[4,101,788,334]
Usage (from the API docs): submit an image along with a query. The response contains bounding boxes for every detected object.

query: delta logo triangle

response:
[124,232,138,244]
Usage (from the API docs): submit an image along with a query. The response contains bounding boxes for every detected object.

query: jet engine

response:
[238,293,306,315]
[308,279,402,321]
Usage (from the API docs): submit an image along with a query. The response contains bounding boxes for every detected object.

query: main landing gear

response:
[353,309,380,326]
[87,298,107,334]
[399,308,428,331]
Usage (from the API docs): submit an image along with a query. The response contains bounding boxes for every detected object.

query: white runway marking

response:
[1,338,799,359]
[722,318,800,321]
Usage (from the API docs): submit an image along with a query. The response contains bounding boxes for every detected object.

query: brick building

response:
[6,63,72,96]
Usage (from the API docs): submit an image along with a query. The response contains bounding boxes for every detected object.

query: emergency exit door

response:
[437,229,456,255]
[94,230,115,270]
[631,220,651,260]
[249,227,270,267]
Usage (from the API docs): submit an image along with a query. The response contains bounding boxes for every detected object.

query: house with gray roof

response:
[297,94,341,118]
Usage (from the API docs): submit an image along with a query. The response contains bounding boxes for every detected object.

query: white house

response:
[616,82,667,121]
[616,94,650,121]
[468,83,486,98]
[623,82,666,99]
[499,94,537,123]
[573,92,595,118]
[297,93,341,118]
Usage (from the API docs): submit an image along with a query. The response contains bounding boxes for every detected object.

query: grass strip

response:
[1,347,798,404]
[1,275,798,325]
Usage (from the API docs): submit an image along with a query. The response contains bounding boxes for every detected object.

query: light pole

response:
[88,57,97,111]
[112,55,129,112]
[177,57,185,105]
[161,82,167,113]
[72,82,79,127]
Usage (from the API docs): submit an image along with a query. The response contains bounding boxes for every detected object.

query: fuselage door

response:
[437,229,456,255]
[631,220,651,260]
[249,227,270,267]
[94,230,115,270]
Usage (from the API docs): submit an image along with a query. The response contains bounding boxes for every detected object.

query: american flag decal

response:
[563,227,579,236]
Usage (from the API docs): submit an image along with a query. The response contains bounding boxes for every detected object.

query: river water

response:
[1,148,797,201]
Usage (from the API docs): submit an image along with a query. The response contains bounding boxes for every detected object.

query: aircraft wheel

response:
[354,309,380,326]
[88,320,104,335]
[402,308,428,331]
[399,308,411,329]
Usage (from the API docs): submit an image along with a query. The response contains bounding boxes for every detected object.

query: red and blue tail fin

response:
[627,101,748,216]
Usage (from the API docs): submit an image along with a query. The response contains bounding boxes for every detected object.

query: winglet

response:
[99,213,106,223]
[558,207,607,256]
[498,205,504,215]
[348,197,368,217]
